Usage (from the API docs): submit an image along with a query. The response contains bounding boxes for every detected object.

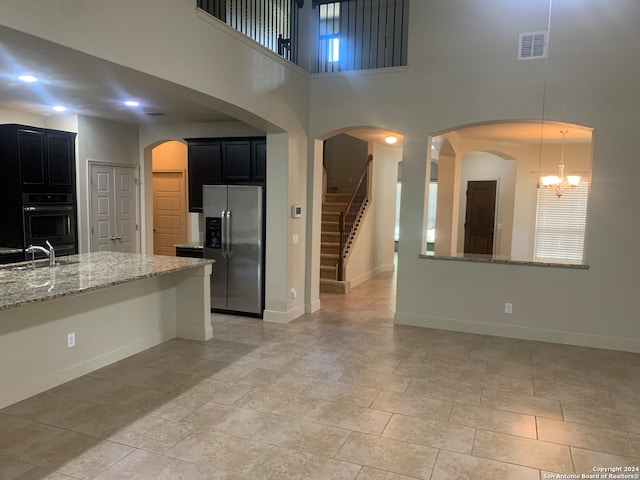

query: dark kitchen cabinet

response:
[175,246,204,258]
[0,125,76,194]
[0,124,77,251]
[252,140,266,182]
[187,141,222,213]
[186,136,266,212]
[222,140,252,182]
[7,126,76,193]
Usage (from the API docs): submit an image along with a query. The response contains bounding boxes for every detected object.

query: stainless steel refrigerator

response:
[203,185,264,317]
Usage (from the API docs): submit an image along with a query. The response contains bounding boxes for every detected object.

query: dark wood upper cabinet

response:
[47,132,75,188]
[17,129,46,187]
[252,140,266,183]
[186,136,266,213]
[222,140,252,182]
[1,125,76,194]
[187,142,222,213]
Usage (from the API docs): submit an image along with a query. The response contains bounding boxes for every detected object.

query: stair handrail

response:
[338,154,373,281]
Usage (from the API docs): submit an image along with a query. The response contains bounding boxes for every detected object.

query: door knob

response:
[116,235,123,240]
[110,236,116,241]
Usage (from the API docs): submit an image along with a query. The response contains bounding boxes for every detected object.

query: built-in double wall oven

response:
[22,193,77,258]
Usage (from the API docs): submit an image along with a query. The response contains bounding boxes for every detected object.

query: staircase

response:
[320,192,351,293]
[320,155,373,294]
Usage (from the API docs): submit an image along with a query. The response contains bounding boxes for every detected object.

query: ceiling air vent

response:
[144,111,166,117]
[518,31,548,60]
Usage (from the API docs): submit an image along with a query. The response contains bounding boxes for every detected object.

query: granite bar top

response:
[0,247,23,255]
[0,252,213,311]
[419,252,590,269]
[174,242,204,249]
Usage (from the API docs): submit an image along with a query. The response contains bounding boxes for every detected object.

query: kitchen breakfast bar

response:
[0,252,213,409]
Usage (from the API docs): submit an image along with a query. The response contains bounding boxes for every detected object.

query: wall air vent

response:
[518,31,548,60]
[144,111,166,116]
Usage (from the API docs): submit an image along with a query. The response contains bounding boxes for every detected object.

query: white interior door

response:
[114,167,136,253]
[90,163,138,253]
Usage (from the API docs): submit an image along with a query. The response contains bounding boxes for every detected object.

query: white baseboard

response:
[263,303,306,324]
[394,313,640,353]
[349,263,395,289]
[307,299,321,313]
[177,323,213,341]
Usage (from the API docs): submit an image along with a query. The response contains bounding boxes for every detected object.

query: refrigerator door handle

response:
[226,210,232,257]
[221,209,228,258]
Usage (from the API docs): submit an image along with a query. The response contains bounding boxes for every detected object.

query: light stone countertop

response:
[174,242,204,249]
[419,252,589,269]
[0,251,213,311]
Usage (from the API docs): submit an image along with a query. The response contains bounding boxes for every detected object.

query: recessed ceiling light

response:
[124,100,140,107]
[52,105,67,112]
[385,135,398,145]
[18,75,38,83]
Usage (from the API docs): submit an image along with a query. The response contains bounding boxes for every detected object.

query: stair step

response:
[321,243,340,254]
[322,211,341,222]
[321,232,339,242]
[323,202,347,213]
[320,265,337,279]
[320,253,339,266]
[325,193,352,203]
[320,278,351,294]
[321,221,339,232]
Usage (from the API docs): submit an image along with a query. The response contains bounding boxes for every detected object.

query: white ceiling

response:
[0,26,235,125]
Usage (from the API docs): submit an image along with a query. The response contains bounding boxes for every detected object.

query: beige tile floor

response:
[2,269,640,479]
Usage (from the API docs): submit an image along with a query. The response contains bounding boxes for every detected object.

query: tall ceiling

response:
[0,26,235,126]
[1,25,594,146]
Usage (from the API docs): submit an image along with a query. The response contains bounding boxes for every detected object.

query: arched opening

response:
[315,127,402,296]
[150,141,190,255]
[425,120,593,263]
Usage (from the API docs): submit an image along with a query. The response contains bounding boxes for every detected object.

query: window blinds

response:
[534,181,589,261]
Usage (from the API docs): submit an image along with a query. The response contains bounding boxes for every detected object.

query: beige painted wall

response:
[310,0,640,351]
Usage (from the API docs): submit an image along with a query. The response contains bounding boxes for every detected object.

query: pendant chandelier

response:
[540,130,581,197]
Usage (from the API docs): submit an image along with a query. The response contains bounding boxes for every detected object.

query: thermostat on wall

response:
[291,205,302,218]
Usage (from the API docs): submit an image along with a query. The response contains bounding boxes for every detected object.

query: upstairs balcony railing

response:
[315,0,408,73]
[197,0,300,64]
[197,0,408,73]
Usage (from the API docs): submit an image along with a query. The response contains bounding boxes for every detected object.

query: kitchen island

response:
[0,252,213,409]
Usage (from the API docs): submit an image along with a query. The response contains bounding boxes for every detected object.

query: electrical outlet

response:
[292,234,299,244]
[291,288,297,299]
[504,303,513,314]
[67,332,76,348]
